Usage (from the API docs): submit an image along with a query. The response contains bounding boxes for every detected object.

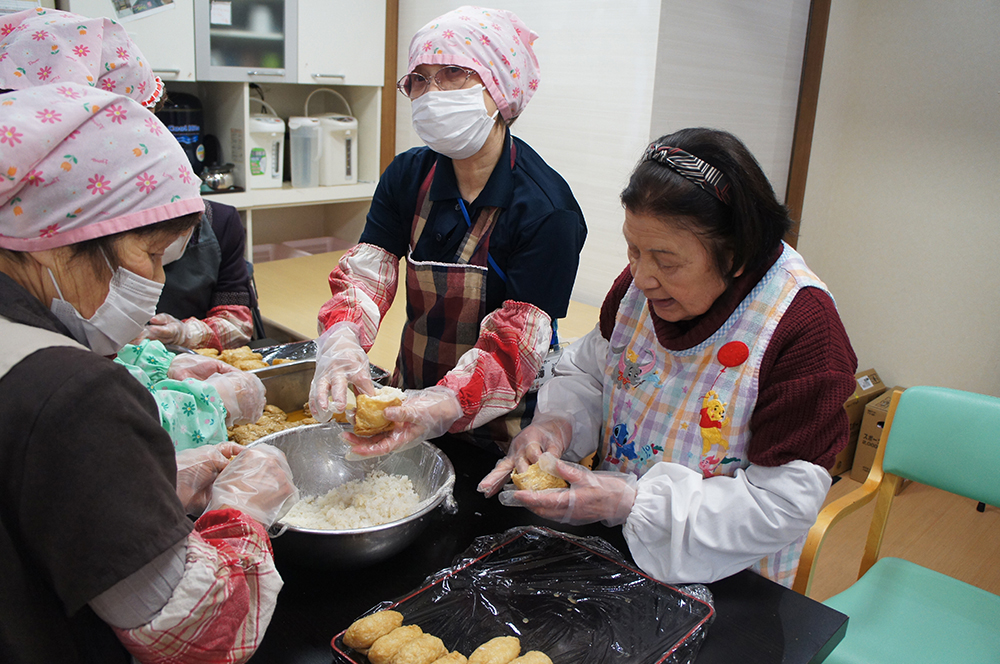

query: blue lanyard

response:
[457,199,507,283]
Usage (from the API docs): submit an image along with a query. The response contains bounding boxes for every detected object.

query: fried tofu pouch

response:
[510,653,552,664]
[468,636,521,664]
[353,386,405,437]
[390,634,448,664]
[432,653,468,663]
[343,609,403,652]
[510,463,568,491]
[368,624,423,664]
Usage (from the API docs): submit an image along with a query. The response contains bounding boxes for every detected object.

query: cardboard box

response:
[830,368,887,476]
[851,387,910,493]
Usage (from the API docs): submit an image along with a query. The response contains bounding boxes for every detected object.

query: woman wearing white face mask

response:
[0,84,297,663]
[312,6,587,458]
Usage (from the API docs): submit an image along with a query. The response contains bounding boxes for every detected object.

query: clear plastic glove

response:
[203,370,266,426]
[175,442,245,516]
[167,352,239,381]
[204,443,299,527]
[136,313,196,347]
[343,385,462,458]
[478,412,574,497]
[498,452,638,526]
[309,322,375,423]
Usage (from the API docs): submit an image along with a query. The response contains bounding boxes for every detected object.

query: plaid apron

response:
[598,243,829,587]
[393,147,532,452]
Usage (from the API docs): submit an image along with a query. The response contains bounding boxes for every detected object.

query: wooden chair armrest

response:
[792,477,880,595]
[791,389,902,596]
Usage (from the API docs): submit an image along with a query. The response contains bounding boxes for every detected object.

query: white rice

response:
[281,471,420,530]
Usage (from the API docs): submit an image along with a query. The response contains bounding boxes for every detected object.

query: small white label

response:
[210,1,232,25]
[857,375,874,391]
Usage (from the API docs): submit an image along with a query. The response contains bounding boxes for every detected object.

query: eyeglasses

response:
[397,66,478,99]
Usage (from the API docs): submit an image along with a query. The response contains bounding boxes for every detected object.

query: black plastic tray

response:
[331,527,714,664]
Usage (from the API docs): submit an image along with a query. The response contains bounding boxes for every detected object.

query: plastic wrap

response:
[332,526,714,664]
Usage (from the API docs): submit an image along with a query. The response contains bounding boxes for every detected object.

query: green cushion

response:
[823,557,1000,664]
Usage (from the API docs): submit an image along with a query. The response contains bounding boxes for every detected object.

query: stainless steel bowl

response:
[249,423,455,569]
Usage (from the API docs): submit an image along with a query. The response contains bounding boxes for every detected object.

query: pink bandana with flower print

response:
[0,83,203,251]
[408,5,540,121]
[0,7,164,109]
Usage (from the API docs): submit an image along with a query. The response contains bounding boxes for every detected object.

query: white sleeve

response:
[623,459,832,584]
[537,325,608,462]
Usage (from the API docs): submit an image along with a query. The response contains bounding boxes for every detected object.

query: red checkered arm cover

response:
[440,300,552,432]
[317,243,399,349]
[182,305,254,352]
[112,509,281,664]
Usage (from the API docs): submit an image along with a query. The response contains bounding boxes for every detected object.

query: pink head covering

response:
[0,7,164,109]
[0,83,204,252]
[407,5,540,121]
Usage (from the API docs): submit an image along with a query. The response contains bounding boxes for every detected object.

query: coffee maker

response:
[156,92,206,176]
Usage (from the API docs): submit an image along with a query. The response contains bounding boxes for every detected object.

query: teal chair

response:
[793,387,1000,663]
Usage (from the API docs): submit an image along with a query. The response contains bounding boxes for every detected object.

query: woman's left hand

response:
[167,352,239,381]
[175,442,245,515]
[499,453,638,526]
[343,385,462,457]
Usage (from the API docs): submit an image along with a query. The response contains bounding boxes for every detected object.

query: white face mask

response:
[411,85,500,160]
[162,228,194,265]
[48,253,164,356]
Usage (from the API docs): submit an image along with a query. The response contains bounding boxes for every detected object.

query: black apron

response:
[158,209,221,320]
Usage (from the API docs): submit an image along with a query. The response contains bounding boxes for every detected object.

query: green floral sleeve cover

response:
[115,341,230,450]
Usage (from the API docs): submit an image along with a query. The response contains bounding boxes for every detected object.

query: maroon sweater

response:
[599,245,858,469]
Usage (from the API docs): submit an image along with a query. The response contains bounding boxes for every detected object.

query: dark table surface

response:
[249,437,846,663]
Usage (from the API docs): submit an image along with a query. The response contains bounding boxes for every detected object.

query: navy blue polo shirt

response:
[359,131,586,320]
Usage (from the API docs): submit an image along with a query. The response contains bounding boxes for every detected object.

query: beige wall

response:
[797,0,1000,396]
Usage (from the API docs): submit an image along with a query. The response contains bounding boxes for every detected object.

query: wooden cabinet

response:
[296,0,385,87]
[194,0,297,83]
[66,0,196,82]
[191,0,385,86]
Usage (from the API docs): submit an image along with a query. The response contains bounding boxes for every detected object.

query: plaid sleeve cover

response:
[182,305,254,352]
[317,243,399,348]
[113,509,282,664]
[441,300,552,431]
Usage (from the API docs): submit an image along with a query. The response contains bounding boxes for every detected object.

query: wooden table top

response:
[252,251,600,371]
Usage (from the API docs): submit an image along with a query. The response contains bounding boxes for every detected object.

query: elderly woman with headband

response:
[1,8,261,354]
[0,84,298,663]
[311,6,586,457]
[480,128,858,589]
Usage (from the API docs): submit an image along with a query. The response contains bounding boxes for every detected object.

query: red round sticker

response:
[717,341,749,368]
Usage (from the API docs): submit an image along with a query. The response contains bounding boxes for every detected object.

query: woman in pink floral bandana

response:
[0,84,298,664]
[0,7,165,109]
[313,6,587,460]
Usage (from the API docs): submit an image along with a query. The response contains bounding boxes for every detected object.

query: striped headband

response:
[644,143,731,205]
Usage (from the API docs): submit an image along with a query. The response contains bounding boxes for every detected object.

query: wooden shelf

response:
[203,181,377,210]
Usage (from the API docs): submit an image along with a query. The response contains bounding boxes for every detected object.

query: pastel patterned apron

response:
[393,147,532,451]
[598,243,829,587]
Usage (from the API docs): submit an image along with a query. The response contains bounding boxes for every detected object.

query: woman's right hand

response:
[309,322,375,423]
[204,444,299,527]
[477,412,574,497]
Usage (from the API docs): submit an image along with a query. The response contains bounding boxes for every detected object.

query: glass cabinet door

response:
[195,0,297,82]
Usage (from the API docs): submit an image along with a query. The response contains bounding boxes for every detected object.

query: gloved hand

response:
[204,443,299,527]
[309,322,375,423]
[498,452,638,526]
[203,370,266,426]
[478,412,574,497]
[167,352,239,381]
[343,385,462,458]
[137,313,198,348]
[175,442,245,516]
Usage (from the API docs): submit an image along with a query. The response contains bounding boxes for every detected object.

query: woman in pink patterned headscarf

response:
[0,7,164,109]
[311,7,586,462]
[0,83,297,664]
